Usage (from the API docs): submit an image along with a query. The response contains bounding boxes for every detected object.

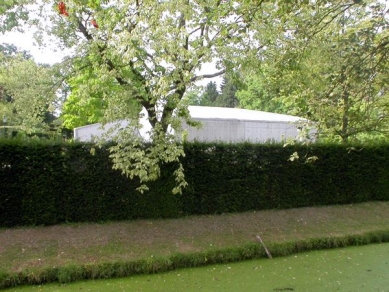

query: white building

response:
[74,106,312,143]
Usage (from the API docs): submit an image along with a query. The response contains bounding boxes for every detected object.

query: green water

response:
[5,243,389,292]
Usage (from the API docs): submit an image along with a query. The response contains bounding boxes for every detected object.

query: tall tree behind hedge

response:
[238,1,389,142]
[215,76,239,108]
[199,81,219,106]
[0,46,63,134]
[2,0,373,191]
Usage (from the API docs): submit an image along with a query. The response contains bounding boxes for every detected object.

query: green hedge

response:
[181,143,389,214]
[1,139,388,227]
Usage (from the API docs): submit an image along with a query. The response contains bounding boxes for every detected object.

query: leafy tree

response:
[7,0,276,192]
[181,89,202,106]
[0,43,31,104]
[199,81,219,106]
[196,78,240,108]
[239,0,389,142]
[236,70,292,114]
[0,43,32,59]
[61,65,106,129]
[3,0,353,191]
[215,76,239,108]
[0,0,29,33]
[0,49,61,134]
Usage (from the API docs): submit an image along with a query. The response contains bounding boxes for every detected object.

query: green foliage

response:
[199,81,219,106]
[240,0,389,143]
[215,77,239,108]
[1,140,389,227]
[3,0,389,192]
[0,139,183,227]
[181,89,202,106]
[0,50,63,136]
[2,0,325,192]
[0,43,32,59]
[61,56,142,130]
[61,69,106,129]
[236,70,291,114]
[45,0,268,191]
[0,0,30,33]
[191,78,240,108]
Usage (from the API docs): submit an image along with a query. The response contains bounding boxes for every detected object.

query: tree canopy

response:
[0,44,62,135]
[187,78,240,108]
[237,0,389,142]
[2,0,387,190]
[4,0,277,192]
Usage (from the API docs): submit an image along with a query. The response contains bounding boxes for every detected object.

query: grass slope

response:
[1,201,389,288]
[5,243,389,292]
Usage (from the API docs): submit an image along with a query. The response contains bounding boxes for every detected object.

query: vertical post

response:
[255,235,273,259]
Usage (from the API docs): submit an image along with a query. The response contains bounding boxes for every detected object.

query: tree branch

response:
[77,20,93,41]
[190,69,226,82]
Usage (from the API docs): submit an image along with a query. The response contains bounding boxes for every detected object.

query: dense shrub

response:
[1,139,388,227]
[180,142,389,214]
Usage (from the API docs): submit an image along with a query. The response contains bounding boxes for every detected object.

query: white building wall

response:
[73,107,313,144]
[74,121,130,142]
[183,118,302,143]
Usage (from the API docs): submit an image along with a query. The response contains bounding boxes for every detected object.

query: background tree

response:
[236,68,292,114]
[0,0,30,33]
[199,81,219,106]
[215,76,239,108]
[182,89,203,106]
[6,0,277,192]
[0,45,62,135]
[0,43,32,59]
[3,0,369,190]
[61,64,107,130]
[238,0,389,142]
[193,78,240,108]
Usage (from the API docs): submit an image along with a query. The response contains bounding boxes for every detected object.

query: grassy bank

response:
[1,201,389,289]
[5,243,389,292]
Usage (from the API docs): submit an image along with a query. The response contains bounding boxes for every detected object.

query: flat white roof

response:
[74,106,306,134]
[188,106,304,122]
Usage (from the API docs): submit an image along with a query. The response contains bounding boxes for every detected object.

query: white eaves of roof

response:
[188,106,305,122]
